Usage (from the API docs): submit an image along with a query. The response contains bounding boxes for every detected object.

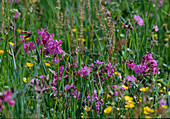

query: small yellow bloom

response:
[163,87,166,90]
[81,116,88,119]
[144,111,149,114]
[26,37,30,40]
[117,108,120,111]
[7,50,11,54]
[122,85,128,90]
[45,63,50,67]
[144,106,154,113]
[0,50,4,54]
[153,34,158,39]
[140,87,149,92]
[9,42,15,46]
[82,39,86,42]
[107,94,111,99]
[104,106,112,114]
[83,28,86,31]
[124,96,133,102]
[125,103,135,108]
[163,24,168,29]
[114,72,118,75]
[145,116,152,118]
[26,62,34,68]
[161,105,167,109]
[72,28,77,33]
[23,77,27,83]
[164,38,169,42]
[85,107,90,111]
[117,73,121,75]
[17,29,22,33]
[29,0,37,3]
[168,91,170,96]
[160,90,163,93]
[157,83,161,87]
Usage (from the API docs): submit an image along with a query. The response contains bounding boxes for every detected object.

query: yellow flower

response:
[157,83,161,87]
[114,72,118,75]
[81,116,88,119]
[45,63,50,67]
[117,108,120,111]
[72,28,77,33]
[161,105,167,109]
[78,38,86,42]
[9,42,15,46]
[85,107,90,111]
[122,85,128,90]
[163,87,166,91]
[17,29,22,33]
[26,37,30,40]
[29,0,37,3]
[145,116,152,118]
[107,94,111,99]
[26,62,34,68]
[7,50,11,54]
[168,91,170,96]
[124,96,133,102]
[144,106,154,113]
[144,111,149,114]
[164,38,169,42]
[117,73,121,75]
[153,34,158,39]
[83,28,86,31]
[140,87,149,92]
[0,50,4,54]
[163,24,168,29]
[23,77,27,83]
[104,106,112,114]
[160,90,163,93]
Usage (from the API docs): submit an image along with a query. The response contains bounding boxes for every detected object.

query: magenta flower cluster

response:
[80,66,91,77]
[0,90,15,112]
[53,65,68,86]
[126,53,158,75]
[134,15,143,26]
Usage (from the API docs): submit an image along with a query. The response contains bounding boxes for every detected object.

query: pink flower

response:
[35,86,41,91]
[94,60,104,65]
[114,91,118,96]
[14,12,20,19]
[80,66,91,77]
[8,100,15,106]
[155,26,159,31]
[134,15,143,26]
[90,63,94,68]
[159,0,163,7]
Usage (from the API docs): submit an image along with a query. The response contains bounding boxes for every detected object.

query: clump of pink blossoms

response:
[0,90,15,112]
[125,53,158,75]
[134,15,143,26]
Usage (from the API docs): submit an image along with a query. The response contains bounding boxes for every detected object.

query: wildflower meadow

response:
[0,0,170,118]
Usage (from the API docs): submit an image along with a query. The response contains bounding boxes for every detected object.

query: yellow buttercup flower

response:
[124,96,133,102]
[7,50,11,54]
[122,85,128,90]
[72,28,77,33]
[23,77,27,83]
[140,87,149,92]
[161,105,167,109]
[85,107,90,111]
[9,42,15,46]
[117,108,120,111]
[78,38,86,42]
[17,29,21,33]
[153,34,158,39]
[114,72,118,75]
[157,83,161,87]
[163,24,168,29]
[0,50,4,54]
[45,63,51,67]
[29,0,37,3]
[26,62,34,68]
[145,116,152,118]
[107,94,111,99]
[81,115,88,119]
[117,73,121,75]
[144,106,154,114]
[164,38,169,42]
[104,106,112,114]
